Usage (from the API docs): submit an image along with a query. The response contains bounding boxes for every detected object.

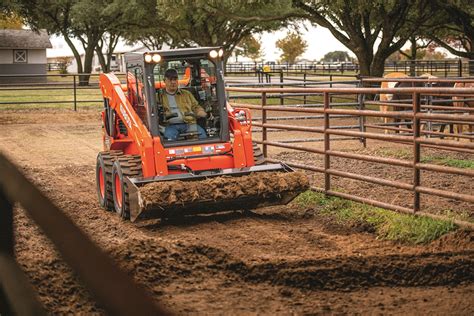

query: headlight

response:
[152,54,161,63]
[144,54,152,63]
[218,49,224,57]
[209,50,218,58]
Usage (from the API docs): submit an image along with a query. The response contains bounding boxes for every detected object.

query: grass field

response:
[0,88,103,110]
[294,191,459,244]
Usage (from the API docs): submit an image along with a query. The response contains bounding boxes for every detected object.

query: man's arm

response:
[187,91,206,118]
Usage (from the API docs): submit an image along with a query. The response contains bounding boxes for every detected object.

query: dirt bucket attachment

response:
[125,163,309,222]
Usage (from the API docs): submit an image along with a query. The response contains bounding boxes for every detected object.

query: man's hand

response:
[195,108,207,118]
[165,113,178,120]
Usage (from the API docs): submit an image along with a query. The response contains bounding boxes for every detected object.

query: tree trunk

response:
[469,45,474,76]
[95,46,108,73]
[371,54,388,78]
[63,32,83,74]
[80,45,96,86]
[357,56,372,77]
[409,38,417,76]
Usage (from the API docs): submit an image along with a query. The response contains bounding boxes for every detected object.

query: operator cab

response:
[125,47,229,147]
[154,57,220,142]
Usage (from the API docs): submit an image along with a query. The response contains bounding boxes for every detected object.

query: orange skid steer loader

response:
[96,47,308,222]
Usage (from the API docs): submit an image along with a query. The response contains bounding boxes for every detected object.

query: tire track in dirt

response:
[109,238,474,293]
[3,111,473,314]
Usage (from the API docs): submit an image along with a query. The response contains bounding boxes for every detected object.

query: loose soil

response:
[140,171,309,215]
[1,108,473,315]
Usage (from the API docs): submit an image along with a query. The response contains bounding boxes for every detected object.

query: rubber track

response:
[116,155,142,218]
[100,150,123,211]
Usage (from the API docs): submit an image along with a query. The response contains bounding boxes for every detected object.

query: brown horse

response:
[378,72,409,134]
[453,82,474,141]
[378,73,473,138]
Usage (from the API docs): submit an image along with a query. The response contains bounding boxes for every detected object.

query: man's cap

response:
[164,68,178,79]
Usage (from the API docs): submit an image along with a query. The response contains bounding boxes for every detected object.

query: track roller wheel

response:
[111,155,142,219]
[96,150,123,211]
[252,142,265,165]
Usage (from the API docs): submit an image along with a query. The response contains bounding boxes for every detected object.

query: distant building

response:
[65,45,166,74]
[0,29,52,82]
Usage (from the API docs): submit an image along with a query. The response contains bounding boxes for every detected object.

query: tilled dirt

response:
[1,109,473,315]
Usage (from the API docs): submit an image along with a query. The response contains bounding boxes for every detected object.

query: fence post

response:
[262,92,267,158]
[323,92,331,194]
[458,59,462,77]
[279,70,284,106]
[357,79,367,148]
[444,60,448,77]
[329,74,333,104]
[426,82,433,137]
[0,189,14,316]
[412,92,421,213]
[0,189,14,257]
[73,75,77,111]
[303,73,307,105]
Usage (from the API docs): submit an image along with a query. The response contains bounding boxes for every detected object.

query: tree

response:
[424,0,473,74]
[276,32,307,63]
[153,0,290,62]
[14,0,131,83]
[292,0,434,77]
[321,50,351,62]
[238,35,264,61]
[122,0,171,50]
[0,12,22,29]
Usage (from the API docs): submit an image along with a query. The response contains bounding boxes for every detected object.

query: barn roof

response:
[0,29,52,49]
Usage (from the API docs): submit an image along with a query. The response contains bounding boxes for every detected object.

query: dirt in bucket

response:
[139,171,309,209]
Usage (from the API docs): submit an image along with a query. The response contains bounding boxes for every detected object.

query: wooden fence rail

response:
[0,152,170,315]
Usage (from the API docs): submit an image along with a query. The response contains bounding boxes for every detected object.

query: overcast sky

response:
[47,23,353,62]
[250,24,352,62]
[48,23,453,62]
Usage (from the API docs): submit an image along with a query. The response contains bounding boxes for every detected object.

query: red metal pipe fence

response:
[227,85,474,230]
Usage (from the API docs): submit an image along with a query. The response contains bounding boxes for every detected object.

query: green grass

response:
[373,147,474,169]
[0,86,103,110]
[421,156,474,169]
[294,190,457,244]
[374,147,412,160]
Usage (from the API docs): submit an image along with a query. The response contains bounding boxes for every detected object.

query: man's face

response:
[165,76,178,93]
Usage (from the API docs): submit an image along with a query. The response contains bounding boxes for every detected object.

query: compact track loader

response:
[96,47,308,221]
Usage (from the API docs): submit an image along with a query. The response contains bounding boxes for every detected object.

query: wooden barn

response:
[0,29,52,82]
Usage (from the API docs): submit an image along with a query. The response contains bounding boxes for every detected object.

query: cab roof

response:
[126,47,221,58]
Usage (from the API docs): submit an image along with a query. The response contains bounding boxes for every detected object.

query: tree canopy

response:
[276,32,307,63]
[8,0,474,77]
[238,35,264,61]
[292,0,434,76]
[0,12,22,29]
[321,51,352,62]
[425,0,473,60]
[13,0,140,82]
[146,0,290,61]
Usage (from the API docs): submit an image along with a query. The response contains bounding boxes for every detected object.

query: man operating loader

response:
[161,68,207,141]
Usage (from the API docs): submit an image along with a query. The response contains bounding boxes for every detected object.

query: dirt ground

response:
[1,108,473,315]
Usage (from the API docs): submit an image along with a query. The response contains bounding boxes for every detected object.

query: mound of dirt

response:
[428,229,474,252]
[139,171,309,211]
